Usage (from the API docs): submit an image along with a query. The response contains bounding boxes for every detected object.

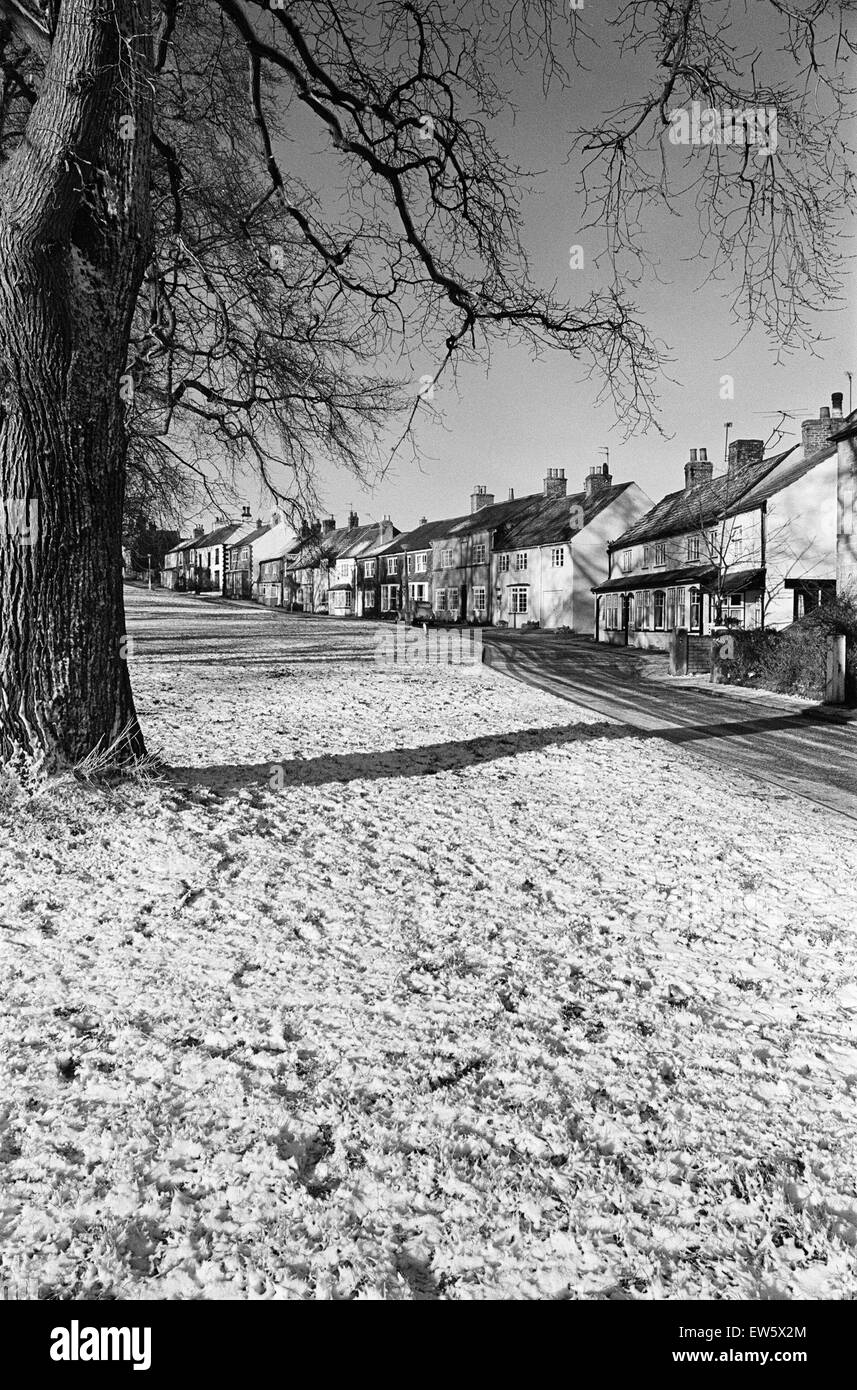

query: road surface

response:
[483,631,857,821]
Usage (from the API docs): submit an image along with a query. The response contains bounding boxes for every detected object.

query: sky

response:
[200,1,856,535]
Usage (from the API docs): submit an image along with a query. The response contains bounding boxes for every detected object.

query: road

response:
[483,631,857,820]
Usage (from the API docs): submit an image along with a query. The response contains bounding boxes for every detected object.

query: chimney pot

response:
[584,463,612,500]
[820,406,831,420]
[832,392,844,418]
[727,439,764,475]
[543,469,567,499]
[685,446,715,490]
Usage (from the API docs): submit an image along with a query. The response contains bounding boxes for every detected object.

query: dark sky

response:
[234,1,856,531]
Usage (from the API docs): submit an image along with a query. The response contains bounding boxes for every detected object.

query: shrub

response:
[719,591,857,700]
[719,629,780,687]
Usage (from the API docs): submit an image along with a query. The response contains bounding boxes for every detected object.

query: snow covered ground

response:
[1,587,856,1301]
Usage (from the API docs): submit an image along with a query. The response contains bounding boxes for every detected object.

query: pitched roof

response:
[194,522,247,550]
[285,521,385,570]
[165,536,196,555]
[594,563,716,594]
[593,564,766,595]
[377,494,546,556]
[609,449,795,551]
[495,485,631,551]
[226,523,271,548]
[382,515,472,555]
[722,441,837,515]
[448,493,543,536]
[338,523,400,559]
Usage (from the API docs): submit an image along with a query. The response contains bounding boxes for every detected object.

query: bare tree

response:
[576,0,854,350]
[0,0,850,766]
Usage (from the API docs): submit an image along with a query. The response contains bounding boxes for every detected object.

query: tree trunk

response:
[0,0,153,768]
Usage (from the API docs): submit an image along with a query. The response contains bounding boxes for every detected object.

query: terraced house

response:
[285,513,397,614]
[594,398,843,649]
[492,465,651,630]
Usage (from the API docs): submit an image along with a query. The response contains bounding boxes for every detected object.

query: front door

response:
[621,594,630,646]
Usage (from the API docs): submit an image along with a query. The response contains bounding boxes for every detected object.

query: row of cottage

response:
[162,392,857,647]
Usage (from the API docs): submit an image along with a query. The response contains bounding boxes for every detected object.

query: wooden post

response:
[670,627,689,677]
[825,633,846,704]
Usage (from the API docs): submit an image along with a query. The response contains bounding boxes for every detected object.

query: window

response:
[551,547,564,568]
[415,551,429,571]
[707,530,717,554]
[364,590,375,609]
[721,593,744,627]
[653,590,666,629]
[603,594,620,629]
[386,557,398,576]
[474,544,487,564]
[666,588,676,629]
[409,582,428,601]
[510,587,528,615]
[473,586,486,614]
[689,587,702,631]
[207,550,212,567]
[620,550,632,573]
[336,560,350,582]
[364,560,376,579]
[675,587,687,629]
[449,588,460,609]
[653,543,666,566]
[331,590,348,610]
[380,584,398,612]
[499,554,510,572]
[407,554,415,574]
[436,589,448,612]
[515,551,528,571]
[730,525,743,561]
[441,548,454,567]
[686,535,700,562]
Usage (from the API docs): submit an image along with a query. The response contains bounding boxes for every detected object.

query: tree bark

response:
[0,0,153,767]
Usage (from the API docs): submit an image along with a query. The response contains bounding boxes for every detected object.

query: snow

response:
[0,588,856,1300]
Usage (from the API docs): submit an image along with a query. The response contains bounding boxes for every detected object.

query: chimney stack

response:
[727,439,764,475]
[348,509,359,530]
[193,525,204,539]
[801,402,835,457]
[584,463,612,500]
[323,516,336,534]
[831,392,844,420]
[508,488,514,501]
[684,446,714,490]
[543,467,567,499]
[470,484,495,513]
